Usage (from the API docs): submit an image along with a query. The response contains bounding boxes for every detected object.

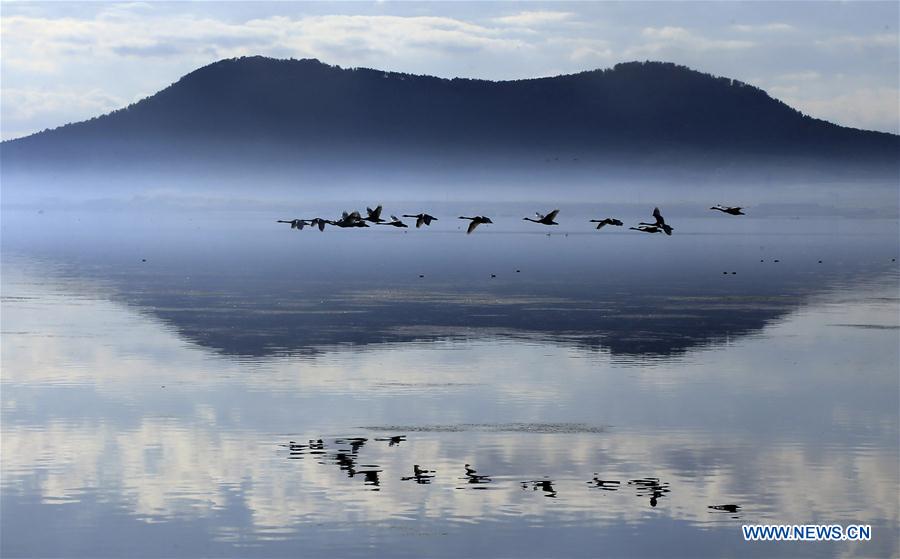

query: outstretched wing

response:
[416,215,425,228]
[371,205,383,220]
[467,220,479,234]
[652,207,664,226]
[545,209,560,221]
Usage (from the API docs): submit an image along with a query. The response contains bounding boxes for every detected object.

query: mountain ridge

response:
[2,56,897,184]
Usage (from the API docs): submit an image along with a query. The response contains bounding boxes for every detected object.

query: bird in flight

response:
[363,205,386,223]
[459,215,493,234]
[589,218,624,230]
[523,209,560,225]
[277,219,309,230]
[639,207,673,235]
[402,213,438,228]
[710,205,745,215]
[378,215,408,228]
[630,225,662,234]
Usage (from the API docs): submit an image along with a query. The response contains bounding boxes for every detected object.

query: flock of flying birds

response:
[278,204,746,235]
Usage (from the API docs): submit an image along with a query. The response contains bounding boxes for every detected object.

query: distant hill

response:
[2,56,897,184]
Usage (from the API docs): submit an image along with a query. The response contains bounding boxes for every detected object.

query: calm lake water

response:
[1,206,898,558]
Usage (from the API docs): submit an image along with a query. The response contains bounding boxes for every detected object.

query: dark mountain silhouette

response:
[2,56,897,181]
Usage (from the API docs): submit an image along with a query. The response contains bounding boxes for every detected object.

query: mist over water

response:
[1,202,898,557]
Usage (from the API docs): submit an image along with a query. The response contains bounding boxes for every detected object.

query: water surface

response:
[2,207,898,557]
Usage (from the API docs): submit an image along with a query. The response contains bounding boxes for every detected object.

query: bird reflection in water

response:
[628,477,671,507]
[587,474,621,491]
[374,435,406,447]
[359,469,382,490]
[335,437,367,454]
[283,439,326,460]
[708,504,742,519]
[459,464,492,489]
[401,464,436,484]
[332,451,357,478]
[521,479,558,498]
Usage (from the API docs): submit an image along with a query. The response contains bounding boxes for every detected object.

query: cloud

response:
[2,87,124,120]
[776,71,821,82]
[731,22,795,33]
[492,11,574,27]
[1,12,528,73]
[626,26,754,57]
[815,33,898,49]
[782,87,900,133]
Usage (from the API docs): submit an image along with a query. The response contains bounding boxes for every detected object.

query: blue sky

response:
[1,1,898,140]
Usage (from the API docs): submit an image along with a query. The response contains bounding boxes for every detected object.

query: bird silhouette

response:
[377,215,408,228]
[710,205,745,215]
[523,209,560,225]
[639,207,673,235]
[459,216,493,234]
[630,225,662,234]
[330,211,369,228]
[363,205,386,223]
[590,218,624,230]
[308,218,328,231]
[402,213,438,228]
[277,219,309,230]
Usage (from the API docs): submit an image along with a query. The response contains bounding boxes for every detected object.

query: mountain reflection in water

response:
[1,209,898,558]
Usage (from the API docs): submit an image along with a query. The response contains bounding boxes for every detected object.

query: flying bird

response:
[378,215,408,228]
[630,225,662,234]
[710,205,745,215]
[308,217,329,231]
[331,211,369,228]
[589,218,624,230]
[459,215,493,234]
[639,207,673,235]
[402,213,438,228]
[523,209,559,225]
[363,205,386,223]
[277,219,309,230]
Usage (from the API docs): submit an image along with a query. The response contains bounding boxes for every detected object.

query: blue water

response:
[2,207,898,557]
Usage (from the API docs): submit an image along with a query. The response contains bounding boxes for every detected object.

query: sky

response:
[1,1,898,141]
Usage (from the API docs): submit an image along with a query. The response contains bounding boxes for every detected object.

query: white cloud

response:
[731,22,795,33]
[2,87,124,120]
[815,33,898,49]
[626,26,754,57]
[782,87,900,133]
[0,12,528,73]
[776,71,822,82]
[492,11,574,27]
